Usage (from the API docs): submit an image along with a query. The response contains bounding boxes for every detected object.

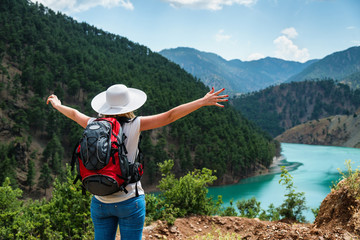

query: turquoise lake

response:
[208,143,360,222]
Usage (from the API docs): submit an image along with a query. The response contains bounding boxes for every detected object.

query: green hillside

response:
[231,79,360,137]
[0,0,279,196]
[341,71,360,89]
[287,46,360,83]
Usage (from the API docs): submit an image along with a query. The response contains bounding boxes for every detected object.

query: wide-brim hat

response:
[91,84,147,115]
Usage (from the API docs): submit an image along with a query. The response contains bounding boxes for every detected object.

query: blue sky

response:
[31,0,360,62]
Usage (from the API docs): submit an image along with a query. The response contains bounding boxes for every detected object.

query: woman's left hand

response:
[202,87,229,108]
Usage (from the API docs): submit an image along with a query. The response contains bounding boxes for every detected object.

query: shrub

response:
[145,194,180,225]
[219,198,238,217]
[0,166,93,239]
[277,166,308,222]
[146,159,220,224]
[259,203,280,221]
[232,167,307,222]
[236,197,261,218]
[43,165,93,239]
[336,159,360,199]
[158,159,218,217]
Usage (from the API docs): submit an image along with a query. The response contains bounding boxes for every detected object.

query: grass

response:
[335,159,360,199]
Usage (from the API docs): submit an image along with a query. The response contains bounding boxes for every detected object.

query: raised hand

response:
[202,87,229,107]
[46,94,62,108]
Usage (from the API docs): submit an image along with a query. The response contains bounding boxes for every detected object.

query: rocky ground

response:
[141,215,356,239]
[139,177,360,239]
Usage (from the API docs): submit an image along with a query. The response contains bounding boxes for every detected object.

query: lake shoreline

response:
[212,155,286,187]
[208,143,359,222]
[144,155,286,193]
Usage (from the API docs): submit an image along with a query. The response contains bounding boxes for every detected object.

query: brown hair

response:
[101,111,136,119]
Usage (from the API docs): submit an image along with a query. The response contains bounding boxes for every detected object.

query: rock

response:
[314,177,360,236]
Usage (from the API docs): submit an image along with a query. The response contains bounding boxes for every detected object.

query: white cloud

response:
[347,26,356,30]
[30,0,134,13]
[247,53,265,61]
[215,30,231,42]
[118,0,134,10]
[273,35,309,62]
[161,0,257,10]
[281,27,298,39]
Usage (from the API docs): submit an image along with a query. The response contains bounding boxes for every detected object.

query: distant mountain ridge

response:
[159,47,316,95]
[231,79,360,137]
[287,46,360,83]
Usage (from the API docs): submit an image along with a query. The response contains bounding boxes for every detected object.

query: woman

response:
[46,84,228,240]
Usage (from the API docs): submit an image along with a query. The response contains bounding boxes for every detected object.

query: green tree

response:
[27,96,46,132]
[13,109,29,133]
[42,134,64,174]
[68,78,80,96]
[277,166,308,222]
[26,159,35,191]
[0,177,23,239]
[0,151,17,188]
[51,152,62,175]
[38,163,52,195]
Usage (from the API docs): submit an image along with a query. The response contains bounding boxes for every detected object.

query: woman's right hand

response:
[46,94,61,109]
[46,94,90,128]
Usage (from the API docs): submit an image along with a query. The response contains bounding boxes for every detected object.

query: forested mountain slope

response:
[231,80,360,137]
[287,46,360,83]
[0,0,279,196]
[341,71,360,89]
[276,112,360,148]
[159,47,316,95]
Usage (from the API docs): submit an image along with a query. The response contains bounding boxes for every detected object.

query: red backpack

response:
[71,117,143,196]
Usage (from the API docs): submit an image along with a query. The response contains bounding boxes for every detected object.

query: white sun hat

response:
[91,84,147,115]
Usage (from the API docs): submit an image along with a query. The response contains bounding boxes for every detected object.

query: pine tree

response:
[26,159,35,191]
[38,163,52,196]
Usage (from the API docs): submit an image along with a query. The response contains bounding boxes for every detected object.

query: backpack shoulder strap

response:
[70,143,79,171]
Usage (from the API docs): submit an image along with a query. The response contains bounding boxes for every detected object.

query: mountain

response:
[231,79,360,138]
[159,47,316,95]
[341,71,360,89]
[276,113,360,148]
[287,46,360,83]
[0,0,279,196]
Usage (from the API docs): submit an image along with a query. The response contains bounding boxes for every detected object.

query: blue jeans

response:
[90,195,146,240]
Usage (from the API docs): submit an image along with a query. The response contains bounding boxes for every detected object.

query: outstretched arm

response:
[140,87,228,131]
[46,94,91,128]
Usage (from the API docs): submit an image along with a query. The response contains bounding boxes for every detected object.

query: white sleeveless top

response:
[88,117,144,203]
